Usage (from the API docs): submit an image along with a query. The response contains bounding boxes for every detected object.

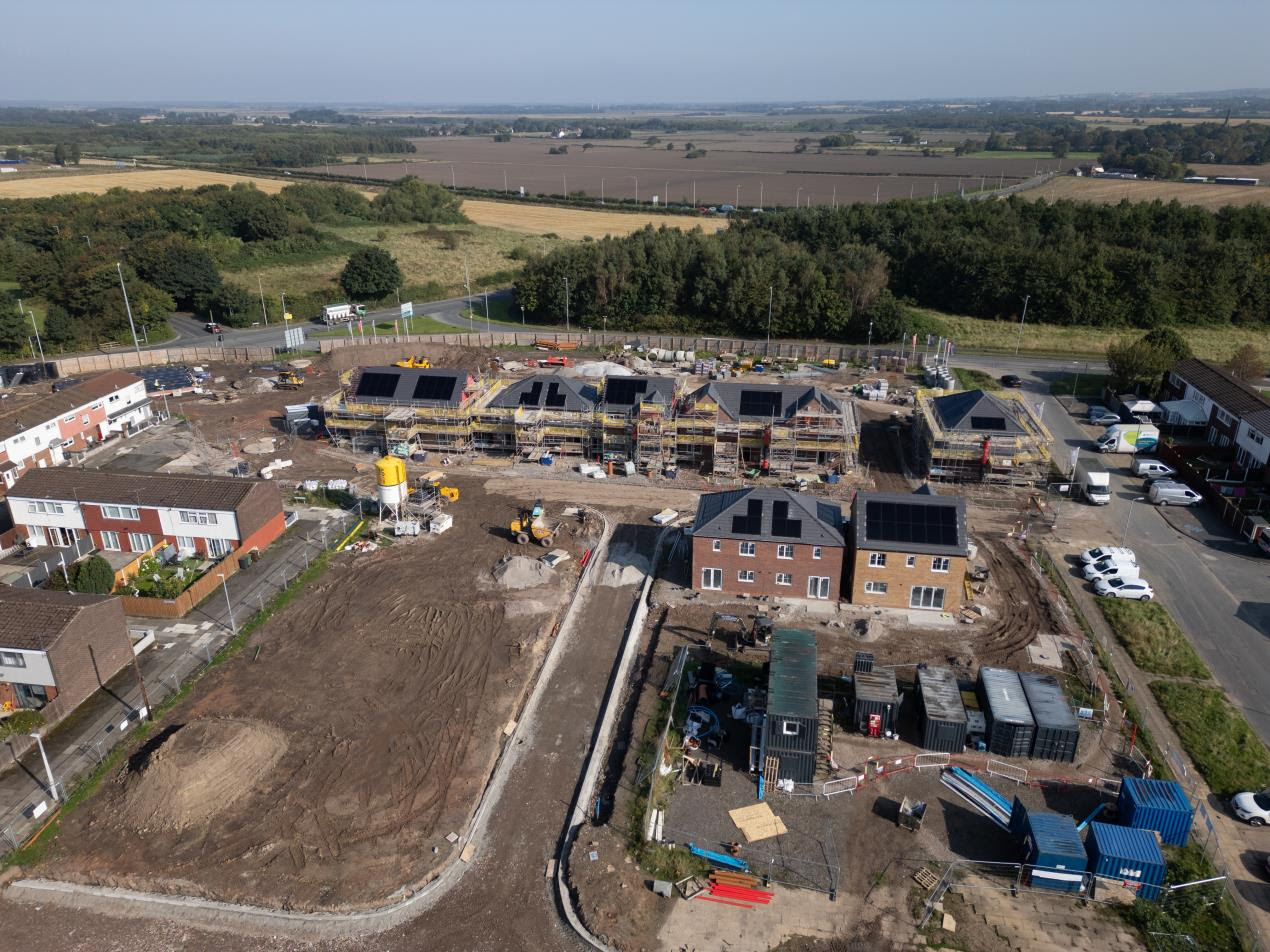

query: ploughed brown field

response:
[309,131,1061,207]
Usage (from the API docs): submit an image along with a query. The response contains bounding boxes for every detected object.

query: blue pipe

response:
[950,766,1011,813]
[1076,802,1107,831]
[688,843,750,872]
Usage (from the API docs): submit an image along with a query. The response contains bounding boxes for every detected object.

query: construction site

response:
[322,364,860,477]
[913,388,1053,486]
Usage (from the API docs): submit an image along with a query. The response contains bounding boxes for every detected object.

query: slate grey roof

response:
[9,467,265,513]
[489,373,597,411]
[0,587,114,652]
[1172,358,1270,421]
[0,370,143,439]
[350,367,470,407]
[851,490,969,557]
[599,376,676,410]
[683,381,842,422]
[691,487,845,547]
[932,389,1025,435]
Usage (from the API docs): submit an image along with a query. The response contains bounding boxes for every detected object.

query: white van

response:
[1080,545,1135,566]
[1132,459,1176,479]
[1148,481,1202,507]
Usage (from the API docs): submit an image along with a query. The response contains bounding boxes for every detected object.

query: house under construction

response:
[322,367,488,455]
[914,388,1052,486]
[597,377,680,469]
[674,382,858,477]
[472,373,598,458]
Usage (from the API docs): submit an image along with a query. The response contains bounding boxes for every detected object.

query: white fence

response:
[986,759,1028,786]
[914,752,951,770]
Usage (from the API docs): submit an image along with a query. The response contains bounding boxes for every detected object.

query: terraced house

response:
[1160,357,1270,476]
[5,468,286,559]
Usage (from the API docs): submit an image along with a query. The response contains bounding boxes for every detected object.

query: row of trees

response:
[0,178,462,350]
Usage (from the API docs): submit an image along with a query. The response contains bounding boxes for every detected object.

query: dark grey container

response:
[977,667,1036,758]
[917,666,967,752]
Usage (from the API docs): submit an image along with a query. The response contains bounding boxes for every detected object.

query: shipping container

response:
[760,629,819,784]
[1085,822,1166,901]
[1118,778,1194,847]
[917,666,967,752]
[853,651,874,674]
[1019,672,1080,763]
[977,667,1035,758]
[853,668,900,737]
[1009,798,1088,892]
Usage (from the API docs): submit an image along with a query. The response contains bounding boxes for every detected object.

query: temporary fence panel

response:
[915,752,951,770]
[822,776,858,797]
[987,759,1028,786]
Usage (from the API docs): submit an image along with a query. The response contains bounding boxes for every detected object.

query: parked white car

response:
[1083,559,1140,582]
[1231,790,1270,826]
[1131,458,1176,479]
[1148,481,1202,507]
[1080,545,1136,566]
[1094,576,1155,600]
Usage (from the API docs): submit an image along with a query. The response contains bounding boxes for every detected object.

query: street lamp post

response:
[218,573,236,635]
[867,320,874,351]
[1014,294,1031,356]
[115,262,143,359]
[30,732,59,802]
[484,289,490,332]
[765,285,774,355]
[82,235,92,249]
[1120,496,1147,547]
[795,186,802,207]
[28,310,45,369]
[564,276,570,332]
[520,305,525,326]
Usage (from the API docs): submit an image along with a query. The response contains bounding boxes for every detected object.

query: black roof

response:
[692,487,845,547]
[851,490,969,557]
[1171,358,1270,430]
[918,666,967,724]
[600,375,676,410]
[351,367,468,407]
[932,389,1025,435]
[683,381,842,422]
[489,373,596,411]
[854,668,900,704]
[1018,672,1079,731]
[767,628,818,719]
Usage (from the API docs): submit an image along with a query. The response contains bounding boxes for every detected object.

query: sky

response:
[6,0,1270,105]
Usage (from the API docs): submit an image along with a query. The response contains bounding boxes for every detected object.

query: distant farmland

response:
[461,199,726,238]
[0,168,303,198]
[1021,175,1270,210]
[309,132,1062,208]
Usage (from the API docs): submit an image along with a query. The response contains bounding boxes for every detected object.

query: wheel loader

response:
[275,370,306,390]
[510,499,561,546]
[394,356,432,369]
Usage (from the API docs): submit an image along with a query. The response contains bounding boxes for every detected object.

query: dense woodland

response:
[0,179,463,349]
[514,198,1270,340]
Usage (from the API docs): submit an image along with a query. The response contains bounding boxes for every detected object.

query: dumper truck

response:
[1096,423,1159,454]
[1074,458,1111,504]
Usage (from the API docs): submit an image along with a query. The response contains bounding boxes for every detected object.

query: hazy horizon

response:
[8,0,1270,106]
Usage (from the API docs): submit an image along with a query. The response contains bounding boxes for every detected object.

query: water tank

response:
[375,456,407,508]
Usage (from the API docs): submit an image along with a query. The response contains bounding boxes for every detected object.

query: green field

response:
[1150,681,1270,797]
[1098,600,1211,679]
[951,367,1002,391]
[962,150,1100,160]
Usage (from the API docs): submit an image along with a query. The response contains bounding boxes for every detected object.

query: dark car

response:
[1001,374,1023,388]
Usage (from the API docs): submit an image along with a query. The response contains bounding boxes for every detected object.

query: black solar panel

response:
[731,499,763,535]
[738,389,783,418]
[969,415,1007,431]
[865,501,958,547]
[604,378,650,406]
[770,500,802,539]
[411,374,457,402]
[544,382,568,408]
[356,371,400,399]
[517,382,543,406]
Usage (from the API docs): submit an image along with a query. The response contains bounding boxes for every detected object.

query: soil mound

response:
[492,555,555,590]
[601,545,650,587]
[121,718,287,832]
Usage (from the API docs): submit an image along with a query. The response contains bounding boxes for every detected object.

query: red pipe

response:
[697,895,754,909]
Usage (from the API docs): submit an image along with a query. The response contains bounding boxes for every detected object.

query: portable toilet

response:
[1085,821,1166,901]
[1009,798,1087,892]
[1118,778,1194,847]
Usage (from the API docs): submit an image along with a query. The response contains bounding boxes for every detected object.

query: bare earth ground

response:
[35,476,587,911]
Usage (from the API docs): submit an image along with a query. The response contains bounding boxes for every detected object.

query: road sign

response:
[283,326,305,350]
[400,301,414,319]
[283,312,294,322]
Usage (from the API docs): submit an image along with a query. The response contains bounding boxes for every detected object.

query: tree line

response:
[0,179,463,351]
[513,196,1270,341]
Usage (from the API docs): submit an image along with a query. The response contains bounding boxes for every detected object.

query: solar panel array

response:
[738,389,784,418]
[411,375,457,402]
[731,499,763,535]
[517,382,543,406]
[544,382,567,408]
[356,371,400,399]
[770,500,803,539]
[865,500,958,547]
[969,415,1007,431]
[603,378,651,406]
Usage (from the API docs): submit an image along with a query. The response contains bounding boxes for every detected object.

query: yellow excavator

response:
[394,356,431,369]
[510,499,561,547]
[275,370,306,390]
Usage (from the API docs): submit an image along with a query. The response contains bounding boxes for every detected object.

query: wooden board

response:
[729,802,788,842]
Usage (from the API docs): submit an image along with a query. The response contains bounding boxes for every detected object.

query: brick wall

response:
[848,549,966,612]
[42,598,132,725]
[235,481,285,546]
[691,535,844,600]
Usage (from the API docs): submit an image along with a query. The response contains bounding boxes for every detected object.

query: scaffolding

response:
[713,418,741,477]
[635,405,668,470]
[913,389,1052,486]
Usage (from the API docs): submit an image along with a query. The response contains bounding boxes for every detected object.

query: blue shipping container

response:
[1085,822,1166,901]
[1118,777,1193,847]
[1010,798,1087,892]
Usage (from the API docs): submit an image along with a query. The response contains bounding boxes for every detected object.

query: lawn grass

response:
[951,367,1001,391]
[1049,372,1112,398]
[1098,599,1211,679]
[1149,681,1270,798]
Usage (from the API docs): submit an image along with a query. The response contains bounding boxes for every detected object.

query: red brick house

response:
[5,468,286,559]
[690,487,846,600]
[0,587,132,724]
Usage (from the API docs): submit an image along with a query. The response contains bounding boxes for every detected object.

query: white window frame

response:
[179,510,219,526]
[910,586,946,610]
[737,569,756,584]
[775,572,792,586]
[807,576,831,599]
[711,539,721,552]
[99,530,121,552]
[206,538,232,559]
[776,544,794,560]
[868,552,887,568]
[700,567,722,590]
[781,720,801,736]
[812,546,822,560]
[931,557,951,573]
[1215,407,1234,427]
[81,414,91,425]
[738,541,756,557]
[0,651,25,668]
[128,532,155,552]
[864,580,889,594]
[905,555,916,568]
[31,500,65,515]
[102,504,140,520]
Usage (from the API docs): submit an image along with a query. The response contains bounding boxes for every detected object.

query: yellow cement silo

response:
[375,456,408,509]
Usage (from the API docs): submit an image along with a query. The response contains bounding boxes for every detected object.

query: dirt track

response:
[38,478,586,912]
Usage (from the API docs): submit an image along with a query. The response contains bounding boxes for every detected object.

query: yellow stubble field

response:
[459,199,728,239]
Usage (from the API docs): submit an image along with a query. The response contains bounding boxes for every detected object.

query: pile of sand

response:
[601,545,650,587]
[492,555,555,590]
[121,718,288,832]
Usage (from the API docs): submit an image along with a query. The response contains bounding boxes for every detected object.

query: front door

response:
[807,576,830,599]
